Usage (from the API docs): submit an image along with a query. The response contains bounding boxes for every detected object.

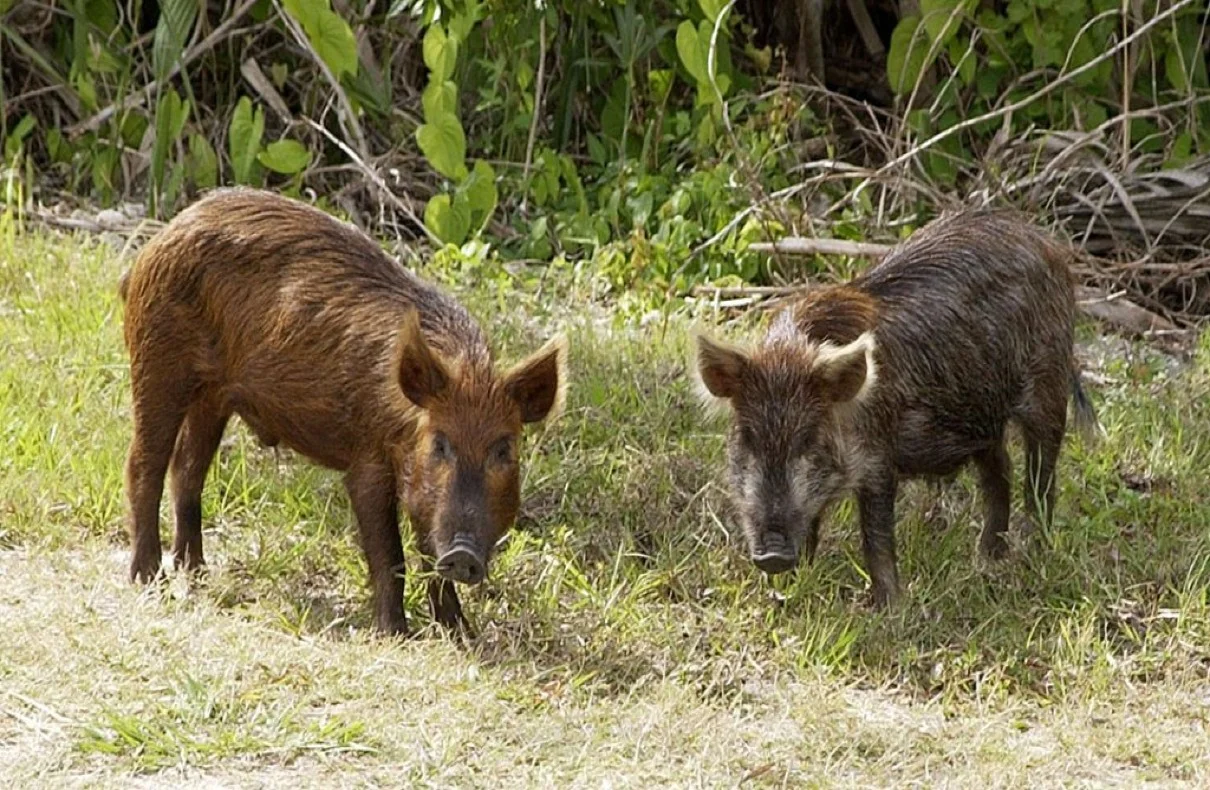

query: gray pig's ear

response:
[693,332,749,402]
[504,334,569,424]
[813,332,877,404]
[394,310,450,409]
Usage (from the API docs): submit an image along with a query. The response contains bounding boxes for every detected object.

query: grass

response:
[2,224,1210,787]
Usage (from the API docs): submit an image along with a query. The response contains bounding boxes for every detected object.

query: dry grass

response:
[3,226,1210,787]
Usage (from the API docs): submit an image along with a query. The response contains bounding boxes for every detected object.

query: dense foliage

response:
[2,0,1208,292]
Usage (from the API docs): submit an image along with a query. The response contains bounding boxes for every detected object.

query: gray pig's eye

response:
[432,433,454,461]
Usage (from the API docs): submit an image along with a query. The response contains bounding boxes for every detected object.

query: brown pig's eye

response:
[489,436,514,465]
[432,433,453,461]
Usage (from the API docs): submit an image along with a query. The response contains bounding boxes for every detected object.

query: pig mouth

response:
[750,530,799,575]
[435,534,487,585]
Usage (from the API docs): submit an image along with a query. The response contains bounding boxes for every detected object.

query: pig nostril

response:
[436,545,486,586]
[752,529,797,575]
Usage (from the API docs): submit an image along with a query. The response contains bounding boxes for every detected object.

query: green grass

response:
[3,226,1210,786]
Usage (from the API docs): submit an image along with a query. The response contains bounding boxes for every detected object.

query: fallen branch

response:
[748,238,892,257]
[21,205,163,237]
[1075,286,1179,334]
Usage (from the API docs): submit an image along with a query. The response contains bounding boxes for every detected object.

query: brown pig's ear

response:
[693,332,748,402]
[394,310,450,408]
[813,332,877,404]
[505,334,569,424]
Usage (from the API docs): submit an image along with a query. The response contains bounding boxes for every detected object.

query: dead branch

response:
[748,238,892,257]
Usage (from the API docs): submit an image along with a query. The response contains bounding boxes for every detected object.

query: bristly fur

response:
[119,187,568,636]
[690,207,1096,609]
[783,284,880,346]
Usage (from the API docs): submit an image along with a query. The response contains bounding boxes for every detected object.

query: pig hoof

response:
[867,587,899,610]
[979,531,1010,560]
[173,554,206,574]
[436,546,486,585]
[129,559,164,585]
[376,616,410,638]
[752,551,797,575]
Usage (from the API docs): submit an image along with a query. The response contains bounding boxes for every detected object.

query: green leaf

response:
[188,134,218,189]
[282,0,320,33]
[415,111,466,180]
[422,25,459,83]
[976,63,1004,99]
[4,114,36,160]
[309,7,359,78]
[447,6,480,42]
[228,96,265,185]
[152,0,199,82]
[697,0,725,23]
[91,145,119,201]
[283,0,358,78]
[1167,131,1194,168]
[947,38,975,85]
[919,0,971,48]
[257,139,312,174]
[424,193,471,244]
[1166,45,1191,93]
[887,15,929,96]
[421,80,458,121]
[676,20,708,85]
[46,127,71,164]
[461,160,497,233]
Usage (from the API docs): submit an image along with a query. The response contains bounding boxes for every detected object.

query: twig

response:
[273,0,369,161]
[67,0,261,135]
[519,12,548,213]
[303,118,441,246]
[748,238,892,257]
[874,0,1198,176]
[21,206,164,237]
[692,285,799,297]
[1075,285,1179,333]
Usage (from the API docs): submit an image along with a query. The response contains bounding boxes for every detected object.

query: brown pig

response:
[119,187,568,635]
[693,209,1098,606]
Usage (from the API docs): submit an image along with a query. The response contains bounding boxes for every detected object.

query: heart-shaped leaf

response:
[258,139,312,174]
[416,111,466,180]
[424,192,471,244]
[423,25,459,83]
